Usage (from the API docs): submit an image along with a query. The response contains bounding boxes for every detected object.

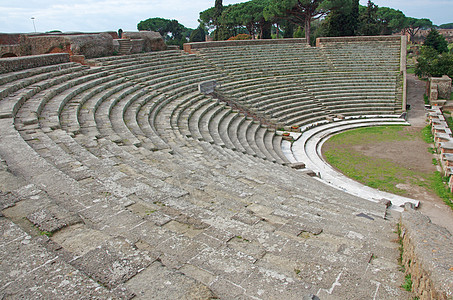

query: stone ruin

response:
[0,31,167,62]
[427,75,452,106]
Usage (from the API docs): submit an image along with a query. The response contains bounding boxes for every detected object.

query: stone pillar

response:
[429,75,452,100]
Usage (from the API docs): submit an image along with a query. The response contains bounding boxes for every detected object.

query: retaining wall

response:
[0,53,70,74]
[400,207,453,299]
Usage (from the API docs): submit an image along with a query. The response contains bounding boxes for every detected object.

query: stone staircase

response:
[118,39,132,55]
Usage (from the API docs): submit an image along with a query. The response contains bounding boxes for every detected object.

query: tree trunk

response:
[304,18,311,44]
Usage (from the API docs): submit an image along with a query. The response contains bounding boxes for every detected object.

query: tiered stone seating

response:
[219,77,328,127]
[0,38,411,298]
[197,43,331,80]
[318,37,401,72]
[193,38,403,126]
[299,71,401,116]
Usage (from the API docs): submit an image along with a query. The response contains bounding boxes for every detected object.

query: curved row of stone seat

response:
[217,71,401,126]
[88,52,275,166]
[151,82,289,164]
[43,51,225,153]
[197,43,331,80]
[0,62,87,100]
[88,52,292,165]
[300,71,401,115]
[9,79,406,288]
[218,77,328,127]
[5,109,409,298]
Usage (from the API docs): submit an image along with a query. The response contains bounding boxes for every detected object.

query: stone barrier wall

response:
[0,53,70,74]
[184,38,307,53]
[400,207,453,299]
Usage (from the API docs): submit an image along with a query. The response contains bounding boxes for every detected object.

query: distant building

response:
[408,28,453,44]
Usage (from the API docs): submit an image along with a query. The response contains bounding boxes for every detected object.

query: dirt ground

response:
[405,73,453,233]
[324,74,453,233]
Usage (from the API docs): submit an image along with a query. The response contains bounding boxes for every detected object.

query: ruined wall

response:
[428,76,452,102]
[122,31,166,52]
[21,33,115,58]
[400,207,453,299]
[0,53,70,74]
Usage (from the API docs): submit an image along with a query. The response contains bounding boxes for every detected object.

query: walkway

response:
[406,73,453,234]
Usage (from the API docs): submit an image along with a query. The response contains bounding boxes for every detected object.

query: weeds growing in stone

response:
[402,274,413,292]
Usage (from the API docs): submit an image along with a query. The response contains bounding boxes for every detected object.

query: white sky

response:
[0,0,451,34]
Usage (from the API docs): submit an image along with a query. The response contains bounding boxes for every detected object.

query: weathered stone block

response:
[428,75,452,101]
[122,31,166,52]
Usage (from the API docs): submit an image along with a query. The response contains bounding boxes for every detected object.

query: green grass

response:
[429,172,453,209]
[424,94,429,105]
[324,148,421,195]
[406,67,415,74]
[326,125,416,146]
[401,274,413,292]
[421,125,434,144]
[396,223,404,267]
[444,112,453,130]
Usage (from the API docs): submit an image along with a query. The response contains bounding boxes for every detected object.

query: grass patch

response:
[324,126,429,196]
[324,148,414,195]
[429,172,453,209]
[40,231,53,237]
[424,94,429,105]
[443,111,453,131]
[401,274,413,291]
[421,125,434,144]
[406,67,415,74]
[326,125,415,146]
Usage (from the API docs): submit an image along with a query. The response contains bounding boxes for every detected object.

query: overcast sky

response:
[0,0,451,34]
